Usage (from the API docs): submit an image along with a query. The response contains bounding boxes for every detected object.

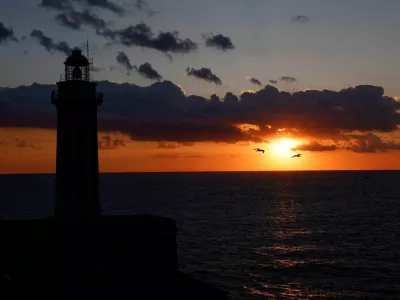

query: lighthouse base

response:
[0,215,228,300]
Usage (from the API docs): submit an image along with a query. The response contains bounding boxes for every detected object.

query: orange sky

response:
[1,127,399,174]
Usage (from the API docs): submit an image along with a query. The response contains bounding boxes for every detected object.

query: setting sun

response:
[271,138,299,157]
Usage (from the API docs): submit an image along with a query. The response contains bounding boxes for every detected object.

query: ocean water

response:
[0,171,399,299]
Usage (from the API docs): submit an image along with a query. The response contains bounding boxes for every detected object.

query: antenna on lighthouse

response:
[82,33,94,74]
[86,33,89,59]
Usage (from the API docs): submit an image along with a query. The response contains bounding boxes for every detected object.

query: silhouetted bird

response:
[291,154,302,158]
[253,148,265,154]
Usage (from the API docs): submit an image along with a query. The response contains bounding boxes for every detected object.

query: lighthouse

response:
[0,47,228,300]
[51,48,103,225]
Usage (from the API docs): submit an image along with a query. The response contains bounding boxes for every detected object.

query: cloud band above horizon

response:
[0,81,399,151]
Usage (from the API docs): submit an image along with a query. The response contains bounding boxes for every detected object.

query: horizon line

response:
[1,169,399,176]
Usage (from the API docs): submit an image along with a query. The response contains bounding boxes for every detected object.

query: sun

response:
[271,138,299,156]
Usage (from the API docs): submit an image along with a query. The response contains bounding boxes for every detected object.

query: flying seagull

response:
[254,148,265,154]
[291,154,302,158]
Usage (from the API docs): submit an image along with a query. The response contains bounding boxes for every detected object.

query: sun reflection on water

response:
[243,284,361,299]
[245,182,339,299]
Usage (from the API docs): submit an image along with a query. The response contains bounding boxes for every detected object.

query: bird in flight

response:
[291,154,302,158]
[254,148,265,154]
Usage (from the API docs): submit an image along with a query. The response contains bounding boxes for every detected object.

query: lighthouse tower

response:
[51,48,103,225]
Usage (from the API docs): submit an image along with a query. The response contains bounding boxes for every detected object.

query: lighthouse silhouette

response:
[0,46,228,300]
[51,47,103,224]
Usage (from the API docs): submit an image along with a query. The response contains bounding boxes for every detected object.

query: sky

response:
[0,0,400,173]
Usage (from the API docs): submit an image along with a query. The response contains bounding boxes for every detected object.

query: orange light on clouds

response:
[236,123,261,132]
[1,127,400,173]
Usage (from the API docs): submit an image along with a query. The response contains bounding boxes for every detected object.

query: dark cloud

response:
[0,22,18,44]
[55,13,80,30]
[116,51,133,73]
[292,134,400,153]
[248,77,262,86]
[75,0,124,15]
[132,0,158,16]
[134,0,147,9]
[292,141,337,152]
[345,133,400,153]
[204,33,235,51]
[269,80,278,84]
[39,0,123,14]
[98,136,126,150]
[97,22,198,55]
[292,15,311,23]
[280,76,297,83]
[135,63,162,81]
[186,67,222,85]
[56,9,108,30]
[40,0,156,17]
[40,0,115,32]
[1,82,400,146]
[30,30,72,55]
[39,0,73,11]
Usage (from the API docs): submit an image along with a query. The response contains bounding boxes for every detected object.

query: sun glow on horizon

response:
[271,138,300,157]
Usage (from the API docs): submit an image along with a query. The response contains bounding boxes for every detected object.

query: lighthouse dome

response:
[64,48,89,67]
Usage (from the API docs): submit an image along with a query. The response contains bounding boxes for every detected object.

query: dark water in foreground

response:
[1,171,399,299]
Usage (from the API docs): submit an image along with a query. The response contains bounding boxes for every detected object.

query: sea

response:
[0,171,399,299]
